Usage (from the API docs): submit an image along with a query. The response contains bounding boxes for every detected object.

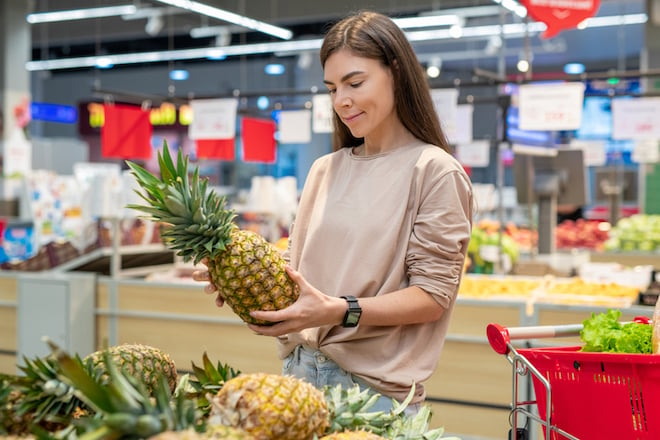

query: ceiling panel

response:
[25,0,647,74]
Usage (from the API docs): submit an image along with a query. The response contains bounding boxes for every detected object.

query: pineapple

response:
[208,372,329,440]
[46,340,201,439]
[0,344,176,437]
[126,144,299,325]
[83,343,178,394]
[320,431,387,440]
[150,425,254,439]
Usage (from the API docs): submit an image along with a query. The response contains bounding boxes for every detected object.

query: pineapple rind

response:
[209,230,299,325]
[209,373,329,440]
[84,344,178,395]
[319,431,388,440]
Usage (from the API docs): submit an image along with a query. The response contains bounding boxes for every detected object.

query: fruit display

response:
[467,220,520,274]
[555,219,611,250]
[458,276,543,299]
[536,277,641,307]
[603,214,660,252]
[471,218,616,254]
[126,144,299,325]
[0,341,459,439]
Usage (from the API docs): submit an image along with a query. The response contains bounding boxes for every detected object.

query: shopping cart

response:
[487,319,660,440]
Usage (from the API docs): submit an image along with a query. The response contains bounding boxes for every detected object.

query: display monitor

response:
[513,147,588,254]
[592,167,638,204]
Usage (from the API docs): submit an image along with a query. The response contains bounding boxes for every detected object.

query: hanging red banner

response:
[520,0,601,38]
[241,117,277,163]
[196,138,236,161]
[101,104,152,159]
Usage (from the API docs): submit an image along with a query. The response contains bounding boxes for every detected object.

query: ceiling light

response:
[95,57,114,69]
[491,0,527,18]
[257,96,270,110]
[24,13,646,71]
[169,69,189,80]
[426,65,441,78]
[426,57,442,78]
[297,52,313,70]
[152,0,292,40]
[449,24,464,38]
[264,63,285,75]
[26,5,137,24]
[206,49,227,60]
[484,35,503,55]
[26,39,323,71]
[564,63,585,75]
[581,13,648,28]
[392,14,460,29]
[145,15,165,36]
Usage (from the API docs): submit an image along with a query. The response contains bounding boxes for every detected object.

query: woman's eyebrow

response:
[323,70,364,85]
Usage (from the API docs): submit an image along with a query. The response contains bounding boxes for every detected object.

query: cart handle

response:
[487,316,651,355]
[486,323,582,354]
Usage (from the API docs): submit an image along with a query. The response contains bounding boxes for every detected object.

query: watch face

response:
[345,312,361,326]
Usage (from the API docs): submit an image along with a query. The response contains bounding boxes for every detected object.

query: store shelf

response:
[589,251,660,270]
[52,244,175,277]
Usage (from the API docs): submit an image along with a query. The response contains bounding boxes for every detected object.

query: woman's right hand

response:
[191,259,224,307]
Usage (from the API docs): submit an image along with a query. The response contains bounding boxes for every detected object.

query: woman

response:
[197,10,473,412]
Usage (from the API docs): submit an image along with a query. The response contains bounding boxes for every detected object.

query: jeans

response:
[282,345,420,416]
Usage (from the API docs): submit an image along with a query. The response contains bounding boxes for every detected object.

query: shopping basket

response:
[487,320,660,440]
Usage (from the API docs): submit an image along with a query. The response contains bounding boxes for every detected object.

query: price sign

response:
[456,140,490,167]
[189,98,238,140]
[632,140,660,163]
[612,97,660,140]
[570,139,606,167]
[518,83,585,131]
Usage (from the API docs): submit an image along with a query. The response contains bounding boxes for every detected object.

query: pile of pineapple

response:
[0,342,460,440]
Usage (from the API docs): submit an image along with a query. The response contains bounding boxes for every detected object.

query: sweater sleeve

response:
[406,168,473,308]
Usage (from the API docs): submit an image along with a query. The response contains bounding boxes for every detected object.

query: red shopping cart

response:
[487,320,660,440]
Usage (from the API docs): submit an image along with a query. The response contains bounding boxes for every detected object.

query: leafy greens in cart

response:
[580,309,652,354]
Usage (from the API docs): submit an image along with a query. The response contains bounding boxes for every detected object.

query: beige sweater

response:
[278,143,473,403]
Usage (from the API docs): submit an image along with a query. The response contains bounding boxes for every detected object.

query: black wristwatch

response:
[340,295,362,328]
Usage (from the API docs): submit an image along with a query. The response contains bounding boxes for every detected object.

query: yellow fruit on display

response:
[320,431,387,440]
[208,372,329,440]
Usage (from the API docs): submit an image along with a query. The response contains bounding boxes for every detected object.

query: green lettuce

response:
[580,309,652,354]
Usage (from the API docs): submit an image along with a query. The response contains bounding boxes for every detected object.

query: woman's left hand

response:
[247,265,343,337]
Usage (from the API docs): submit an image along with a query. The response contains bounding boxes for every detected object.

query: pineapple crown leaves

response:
[15,354,86,426]
[188,352,242,416]
[323,383,421,436]
[192,352,242,389]
[125,141,237,265]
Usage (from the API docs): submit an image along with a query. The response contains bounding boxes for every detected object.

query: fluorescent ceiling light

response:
[491,0,527,19]
[580,13,648,28]
[24,13,646,72]
[26,39,323,71]
[152,0,292,40]
[27,5,137,24]
[392,15,460,29]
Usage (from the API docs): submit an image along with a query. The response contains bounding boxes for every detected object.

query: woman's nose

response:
[334,90,351,107]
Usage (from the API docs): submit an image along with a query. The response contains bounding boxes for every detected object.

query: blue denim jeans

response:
[282,345,419,415]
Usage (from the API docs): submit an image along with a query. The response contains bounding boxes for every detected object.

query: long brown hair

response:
[320,11,450,153]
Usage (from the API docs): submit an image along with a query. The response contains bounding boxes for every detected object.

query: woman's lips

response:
[342,112,363,124]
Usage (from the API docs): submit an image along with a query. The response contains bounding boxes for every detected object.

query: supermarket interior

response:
[1,0,660,439]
